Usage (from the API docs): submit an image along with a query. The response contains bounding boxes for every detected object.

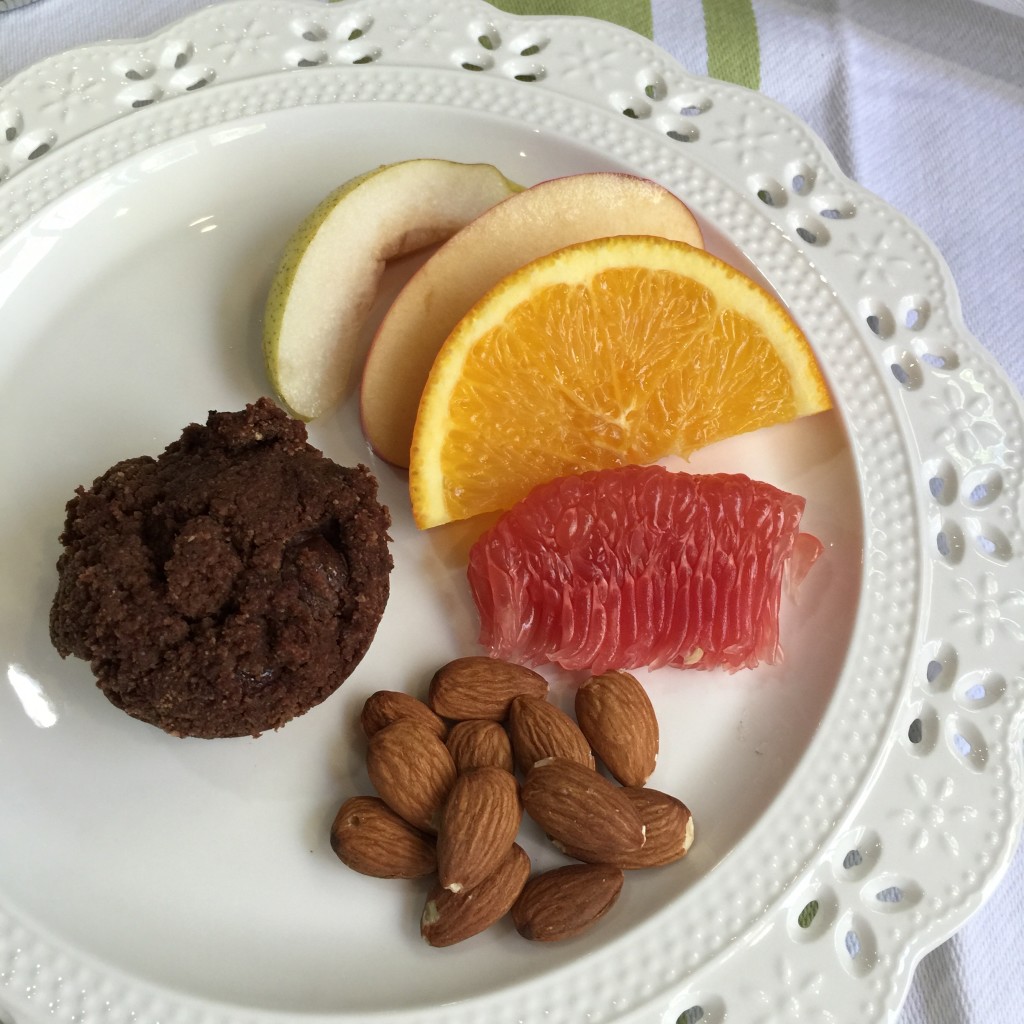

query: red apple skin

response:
[360,172,705,468]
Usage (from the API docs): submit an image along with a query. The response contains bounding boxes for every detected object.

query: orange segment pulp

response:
[409,235,831,529]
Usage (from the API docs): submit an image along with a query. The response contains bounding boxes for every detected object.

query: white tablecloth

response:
[2,1,1023,1022]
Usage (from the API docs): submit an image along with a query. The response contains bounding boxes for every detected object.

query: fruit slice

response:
[409,235,831,529]
[361,172,704,466]
[467,464,816,673]
[263,159,521,420]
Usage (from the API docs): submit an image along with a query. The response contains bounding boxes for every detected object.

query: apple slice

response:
[360,171,705,467]
[263,159,522,420]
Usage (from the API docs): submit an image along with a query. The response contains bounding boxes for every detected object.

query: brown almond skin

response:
[512,864,624,941]
[620,787,694,869]
[421,843,531,947]
[575,671,659,786]
[438,766,522,892]
[521,757,644,861]
[360,690,447,740]
[366,718,457,832]
[446,719,515,774]
[508,695,595,774]
[556,787,694,869]
[329,796,437,879]
[429,657,547,721]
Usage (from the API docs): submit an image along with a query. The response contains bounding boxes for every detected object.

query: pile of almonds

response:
[330,657,694,946]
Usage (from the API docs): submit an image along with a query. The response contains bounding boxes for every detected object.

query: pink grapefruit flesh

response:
[467,464,817,674]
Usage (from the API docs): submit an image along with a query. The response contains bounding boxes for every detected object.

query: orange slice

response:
[409,235,831,529]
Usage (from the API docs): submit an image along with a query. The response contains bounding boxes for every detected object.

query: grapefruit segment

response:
[467,464,816,674]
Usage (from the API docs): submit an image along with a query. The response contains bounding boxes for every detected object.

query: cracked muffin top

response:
[49,397,392,739]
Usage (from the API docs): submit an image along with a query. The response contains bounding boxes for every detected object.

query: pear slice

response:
[263,159,522,420]
[360,171,705,467]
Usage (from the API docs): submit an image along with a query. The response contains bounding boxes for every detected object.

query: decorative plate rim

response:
[1,2,1023,1023]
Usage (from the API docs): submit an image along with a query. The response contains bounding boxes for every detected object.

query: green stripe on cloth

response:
[702,0,760,90]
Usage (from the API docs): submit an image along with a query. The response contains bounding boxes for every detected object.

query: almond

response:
[360,690,447,740]
[555,787,693,869]
[366,718,457,832]
[428,657,547,721]
[511,864,624,941]
[446,719,514,773]
[507,695,594,773]
[437,766,522,892]
[329,796,436,879]
[421,843,531,946]
[521,757,644,862]
[620,787,694,868]
[575,670,659,786]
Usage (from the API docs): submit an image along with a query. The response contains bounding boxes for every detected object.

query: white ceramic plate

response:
[1,3,1022,1023]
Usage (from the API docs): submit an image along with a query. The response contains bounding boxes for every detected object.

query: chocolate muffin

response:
[49,398,392,738]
